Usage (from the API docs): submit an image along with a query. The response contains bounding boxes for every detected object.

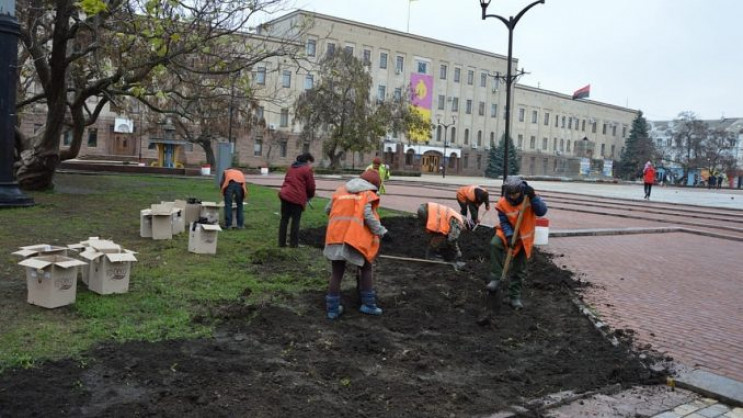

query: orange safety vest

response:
[495,197,537,258]
[325,186,381,262]
[456,185,485,204]
[425,203,464,235]
[221,169,247,195]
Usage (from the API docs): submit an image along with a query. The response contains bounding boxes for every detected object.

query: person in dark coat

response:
[278,153,316,247]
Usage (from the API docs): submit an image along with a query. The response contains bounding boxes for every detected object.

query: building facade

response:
[22,10,639,178]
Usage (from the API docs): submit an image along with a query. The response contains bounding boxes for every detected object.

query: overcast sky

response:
[290,0,742,122]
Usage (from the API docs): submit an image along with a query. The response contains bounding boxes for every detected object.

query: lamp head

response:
[480,0,491,18]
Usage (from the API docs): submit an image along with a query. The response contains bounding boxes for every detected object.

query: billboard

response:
[408,73,432,142]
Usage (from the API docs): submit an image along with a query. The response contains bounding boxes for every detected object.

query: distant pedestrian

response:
[278,153,316,248]
[643,161,656,199]
[717,174,724,189]
[365,157,390,194]
[220,167,247,229]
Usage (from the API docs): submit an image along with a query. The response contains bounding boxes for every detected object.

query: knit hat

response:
[372,157,382,166]
[360,170,381,189]
[503,176,524,194]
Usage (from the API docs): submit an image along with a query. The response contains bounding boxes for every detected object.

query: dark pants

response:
[489,235,528,298]
[223,182,244,228]
[279,198,304,247]
[644,183,653,198]
[458,200,479,221]
[328,260,373,294]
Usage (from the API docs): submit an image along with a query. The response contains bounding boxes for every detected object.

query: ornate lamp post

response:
[480,0,544,187]
[0,0,33,207]
[436,115,456,178]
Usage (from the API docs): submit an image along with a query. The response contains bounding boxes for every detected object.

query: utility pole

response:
[0,0,33,207]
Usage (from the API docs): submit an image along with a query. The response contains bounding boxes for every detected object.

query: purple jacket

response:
[279,162,316,207]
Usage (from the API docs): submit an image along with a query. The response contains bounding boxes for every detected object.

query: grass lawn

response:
[0,172,382,371]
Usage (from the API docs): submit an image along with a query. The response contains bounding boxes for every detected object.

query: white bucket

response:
[535,218,549,246]
[260,167,269,176]
[200,166,211,176]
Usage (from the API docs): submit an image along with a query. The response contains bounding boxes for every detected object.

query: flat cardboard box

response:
[18,255,87,308]
[150,203,174,240]
[175,199,202,226]
[140,209,153,238]
[199,202,223,225]
[79,248,137,295]
[12,244,69,259]
[188,223,222,254]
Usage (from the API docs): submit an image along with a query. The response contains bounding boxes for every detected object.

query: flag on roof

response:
[572,84,590,100]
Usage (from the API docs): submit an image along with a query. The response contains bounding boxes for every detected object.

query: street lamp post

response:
[0,0,33,207]
[437,116,456,178]
[480,0,544,187]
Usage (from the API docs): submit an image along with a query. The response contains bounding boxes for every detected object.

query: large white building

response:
[29,10,640,177]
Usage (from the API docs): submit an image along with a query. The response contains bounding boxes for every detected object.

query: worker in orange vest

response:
[416,202,473,261]
[456,185,490,225]
[323,170,392,319]
[487,176,548,310]
[220,168,247,229]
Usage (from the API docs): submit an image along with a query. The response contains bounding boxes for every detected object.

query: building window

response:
[344,45,354,56]
[518,108,525,122]
[306,39,316,57]
[602,124,607,134]
[464,129,469,145]
[62,130,72,146]
[477,130,482,147]
[612,125,617,136]
[553,137,558,151]
[527,135,533,149]
[622,126,627,137]
[560,138,564,151]
[478,101,485,116]
[490,132,495,146]
[87,128,98,147]
[394,87,402,101]
[568,118,572,129]
[544,112,550,125]
[566,140,571,153]
[256,106,264,121]
[465,100,472,114]
[592,122,597,133]
[326,42,335,56]
[256,67,266,85]
[582,120,586,131]
[490,103,497,118]
[304,74,314,90]
[377,85,386,103]
[454,67,461,83]
[280,141,287,158]
[282,70,291,88]
[451,97,459,112]
[480,72,487,87]
[531,110,538,124]
[417,61,427,74]
[450,127,456,143]
[542,137,548,150]
[438,94,445,110]
[405,149,414,165]
[436,125,442,142]
[467,70,474,85]
[280,109,289,127]
[601,143,606,156]
[380,52,388,69]
[254,139,262,156]
[395,56,404,73]
[476,155,482,170]
[363,49,371,66]
[440,64,447,79]
[555,114,559,127]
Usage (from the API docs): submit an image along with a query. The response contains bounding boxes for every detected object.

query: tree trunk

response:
[16,146,60,191]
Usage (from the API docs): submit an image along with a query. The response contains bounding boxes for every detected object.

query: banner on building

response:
[572,84,590,100]
[602,159,613,177]
[580,157,590,175]
[408,73,432,142]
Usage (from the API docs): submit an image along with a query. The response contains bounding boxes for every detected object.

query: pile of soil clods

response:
[0,216,666,418]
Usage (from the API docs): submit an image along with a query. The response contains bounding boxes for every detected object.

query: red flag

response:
[572,84,590,100]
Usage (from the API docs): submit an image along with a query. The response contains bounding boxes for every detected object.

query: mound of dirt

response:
[0,216,666,417]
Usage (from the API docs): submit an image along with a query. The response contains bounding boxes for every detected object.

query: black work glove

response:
[523,182,536,199]
[382,232,393,242]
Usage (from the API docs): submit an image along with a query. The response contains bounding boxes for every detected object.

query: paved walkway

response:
[247,173,743,413]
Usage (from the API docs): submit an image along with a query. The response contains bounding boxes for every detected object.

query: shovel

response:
[490,196,530,310]
[378,254,465,271]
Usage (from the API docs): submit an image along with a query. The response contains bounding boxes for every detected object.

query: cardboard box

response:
[199,202,223,225]
[12,244,69,259]
[68,238,118,285]
[18,255,87,308]
[188,223,222,254]
[175,199,202,226]
[150,203,174,240]
[140,209,153,238]
[160,201,185,235]
[79,244,137,295]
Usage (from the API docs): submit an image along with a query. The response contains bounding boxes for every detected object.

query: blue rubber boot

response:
[359,291,383,316]
[325,294,344,320]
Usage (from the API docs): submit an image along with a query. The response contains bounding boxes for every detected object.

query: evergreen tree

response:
[485,134,520,178]
[617,111,655,179]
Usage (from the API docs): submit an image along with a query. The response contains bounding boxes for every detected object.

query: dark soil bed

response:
[0,217,665,417]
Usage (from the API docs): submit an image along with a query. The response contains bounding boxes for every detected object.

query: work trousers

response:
[489,235,528,298]
[223,182,244,228]
[279,198,304,247]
